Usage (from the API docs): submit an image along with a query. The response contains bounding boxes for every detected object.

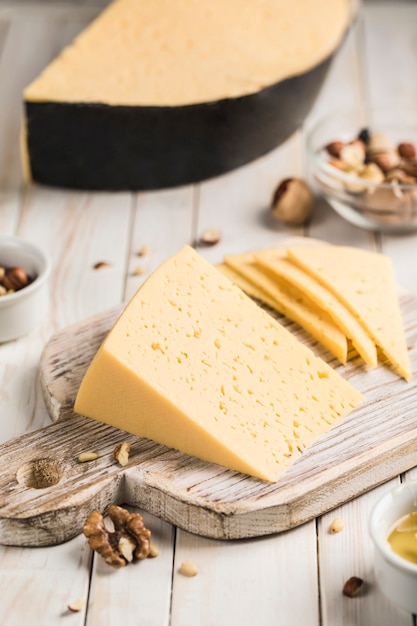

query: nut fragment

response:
[368,151,399,173]
[68,597,85,613]
[198,229,222,246]
[132,266,146,276]
[148,543,160,558]
[1,266,30,291]
[113,442,131,466]
[78,451,99,463]
[271,178,314,226]
[83,505,151,568]
[325,140,345,157]
[367,131,394,155]
[137,245,151,257]
[93,261,111,270]
[118,535,136,562]
[343,576,364,597]
[400,158,417,178]
[358,162,385,183]
[398,142,416,160]
[327,157,352,172]
[329,518,345,533]
[339,142,365,169]
[178,560,198,577]
[385,169,416,185]
[357,128,370,145]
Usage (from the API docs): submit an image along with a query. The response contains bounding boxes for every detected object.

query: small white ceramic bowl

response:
[0,236,51,342]
[369,481,417,615]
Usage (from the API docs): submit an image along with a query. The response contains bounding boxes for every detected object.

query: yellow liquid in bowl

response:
[388,512,417,565]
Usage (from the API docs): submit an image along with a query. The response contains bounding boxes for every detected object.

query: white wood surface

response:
[0,2,416,624]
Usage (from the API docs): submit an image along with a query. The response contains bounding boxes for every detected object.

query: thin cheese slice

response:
[217,263,287,310]
[286,245,411,380]
[255,249,377,368]
[74,246,363,482]
[223,252,348,364]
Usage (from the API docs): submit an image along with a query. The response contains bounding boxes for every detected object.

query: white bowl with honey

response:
[369,481,417,614]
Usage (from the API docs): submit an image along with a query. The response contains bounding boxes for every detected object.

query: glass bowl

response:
[307,106,417,233]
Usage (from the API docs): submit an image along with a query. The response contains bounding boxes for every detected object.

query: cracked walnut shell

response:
[83,505,151,568]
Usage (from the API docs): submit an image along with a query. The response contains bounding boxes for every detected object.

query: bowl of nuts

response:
[307,106,417,232]
[0,236,50,342]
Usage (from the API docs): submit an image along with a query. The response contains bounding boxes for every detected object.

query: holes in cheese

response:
[74,246,363,482]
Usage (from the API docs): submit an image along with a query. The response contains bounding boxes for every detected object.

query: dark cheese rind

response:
[25,56,332,191]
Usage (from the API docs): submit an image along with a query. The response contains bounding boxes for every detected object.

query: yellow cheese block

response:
[255,249,378,368]
[22,0,352,190]
[286,245,411,380]
[74,246,363,482]
[223,252,348,364]
[24,0,350,107]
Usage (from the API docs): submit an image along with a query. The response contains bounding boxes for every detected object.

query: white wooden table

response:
[0,2,416,624]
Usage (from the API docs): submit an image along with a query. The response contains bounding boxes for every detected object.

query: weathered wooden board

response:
[0,292,416,547]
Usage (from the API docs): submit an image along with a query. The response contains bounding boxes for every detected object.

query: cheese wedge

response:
[22,0,352,190]
[286,245,411,380]
[74,246,363,482]
[255,249,377,368]
[223,252,348,364]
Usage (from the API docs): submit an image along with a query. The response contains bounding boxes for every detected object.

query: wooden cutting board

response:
[0,292,416,547]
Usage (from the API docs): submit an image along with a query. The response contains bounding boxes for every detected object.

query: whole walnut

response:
[83,505,151,568]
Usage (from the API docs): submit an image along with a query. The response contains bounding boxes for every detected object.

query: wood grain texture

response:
[0,288,415,546]
[0,3,416,625]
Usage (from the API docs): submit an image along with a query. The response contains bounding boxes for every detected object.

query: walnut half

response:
[83,505,151,568]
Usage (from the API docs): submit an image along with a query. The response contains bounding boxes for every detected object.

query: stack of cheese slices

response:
[75,245,365,483]
[219,243,410,381]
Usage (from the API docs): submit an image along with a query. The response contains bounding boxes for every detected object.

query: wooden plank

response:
[0,10,133,625]
[85,509,175,626]
[0,188,132,444]
[125,186,195,302]
[0,536,91,626]
[361,2,417,106]
[318,480,413,626]
[195,131,304,268]
[304,18,378,250]
[0,4,104,20]
[363,2,417,294]
[315,6,417,625]
[171,523,319,626]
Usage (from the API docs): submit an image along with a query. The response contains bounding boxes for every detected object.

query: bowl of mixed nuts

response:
[307,106,417,232]
[0,236,50,342]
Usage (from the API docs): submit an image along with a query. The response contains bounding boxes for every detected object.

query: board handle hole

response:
[16,457,63,489]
